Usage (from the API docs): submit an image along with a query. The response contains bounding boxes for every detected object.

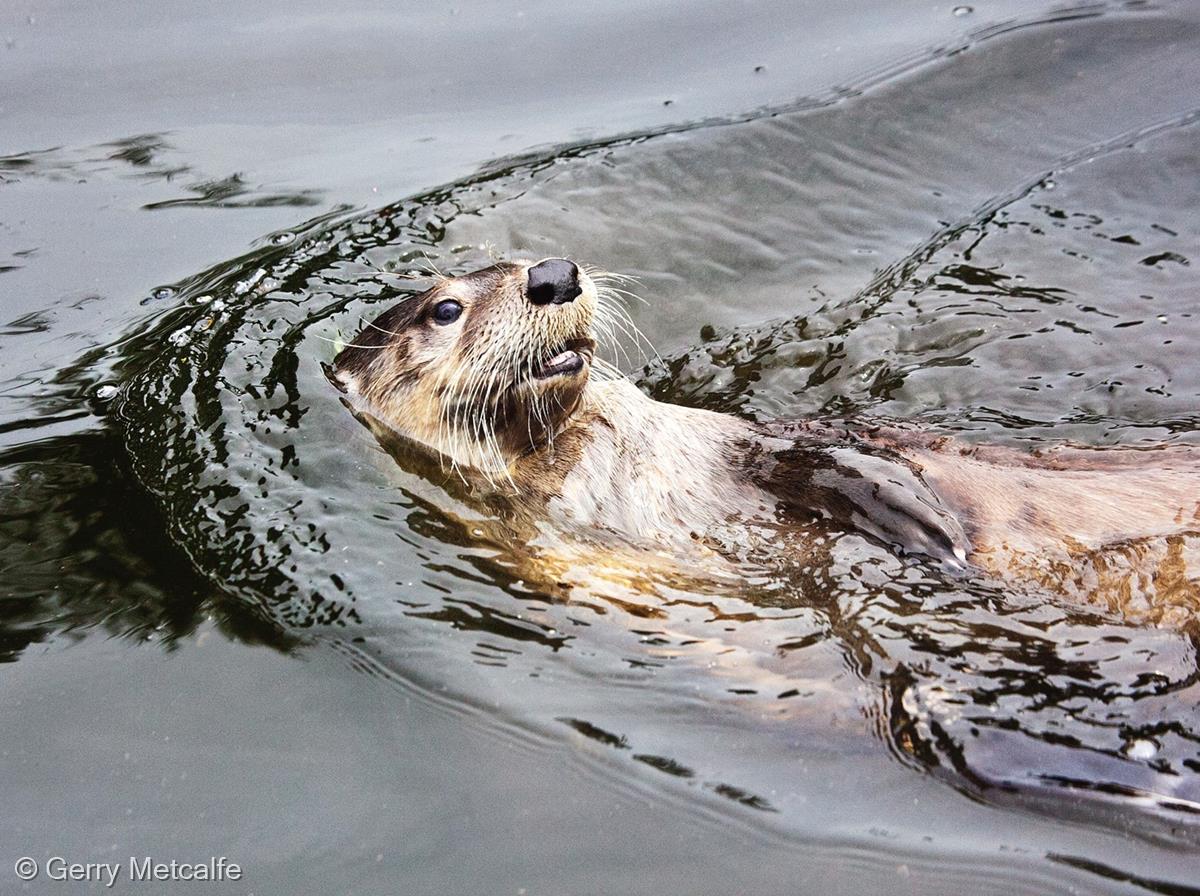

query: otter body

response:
[333,260,1200,626]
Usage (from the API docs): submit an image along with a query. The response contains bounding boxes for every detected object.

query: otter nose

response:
[526,258,581,306]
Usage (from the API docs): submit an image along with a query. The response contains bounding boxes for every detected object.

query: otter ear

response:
[333,294,428,373]
[321,361,349,394]
[331,335,380,382]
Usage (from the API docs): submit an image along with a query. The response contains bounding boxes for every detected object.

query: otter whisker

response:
[312,333,388,350]
[590,357,626,382]
[432,370,453,467]
[418,249,451,283]
[597,284,649,305]
[595,283,651,315]
[588,277,649,309]
[601,316,651,364]
[594,292,657,368]
[598,294,658,362]
[518,364,537,450]
[595,289,654,357]
[591,308,631,370]
[452,353,513,486]
[457,371,490,477]
[581,264,644,290]
[360,312,418,339]
[441,365,485,483]
[468,374,503,481]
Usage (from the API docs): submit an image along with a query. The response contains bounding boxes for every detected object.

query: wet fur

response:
[334,262,1200,629]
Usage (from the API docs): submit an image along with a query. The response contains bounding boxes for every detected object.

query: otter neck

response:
[509,379,770,544]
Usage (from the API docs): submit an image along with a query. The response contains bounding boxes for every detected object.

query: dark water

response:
[4,1,1200,894]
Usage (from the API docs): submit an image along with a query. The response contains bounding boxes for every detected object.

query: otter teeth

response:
[534,348,585,379]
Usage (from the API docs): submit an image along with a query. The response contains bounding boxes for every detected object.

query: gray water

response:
[3,1,1200,894]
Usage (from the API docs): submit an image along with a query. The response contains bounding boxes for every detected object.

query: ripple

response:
[97,4,1200,880]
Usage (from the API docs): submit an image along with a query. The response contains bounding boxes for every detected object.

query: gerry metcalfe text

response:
[13,855,242,885]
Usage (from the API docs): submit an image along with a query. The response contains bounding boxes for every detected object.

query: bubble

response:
[94,384,119,401]
[195,294,214,305]
[953,5,973,16]
[271,231,296,246]
[168,328,191,346]
[150,286,175,301]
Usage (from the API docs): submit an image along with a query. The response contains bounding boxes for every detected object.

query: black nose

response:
[526,258,581,306]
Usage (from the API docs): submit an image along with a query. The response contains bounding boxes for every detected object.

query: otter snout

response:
[526,258,581,306]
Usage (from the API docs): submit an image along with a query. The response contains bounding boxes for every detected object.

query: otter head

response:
[333,259,598,476]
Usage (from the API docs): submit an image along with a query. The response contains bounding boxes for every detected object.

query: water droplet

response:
[232,268,267,296]
[150,286,174,301]
[271,231,296,246]
[663,99,674,107]
[1124,738,1157,760]
[953,5,973,16]
[754,65,765,73]
[94,384,119,401]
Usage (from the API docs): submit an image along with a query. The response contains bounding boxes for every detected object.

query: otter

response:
[331,259,1200,627]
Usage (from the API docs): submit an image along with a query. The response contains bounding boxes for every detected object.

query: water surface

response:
[3,1,1200,893]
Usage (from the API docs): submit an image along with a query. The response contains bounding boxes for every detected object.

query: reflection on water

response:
[0,432,298,658]
[4,3,1200,893]
[0,135,322,211]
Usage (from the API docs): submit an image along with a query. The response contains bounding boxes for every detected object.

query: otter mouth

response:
[532,338,595,380]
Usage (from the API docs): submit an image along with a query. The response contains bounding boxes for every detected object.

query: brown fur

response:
[904,442,1200,626]
[334,262,1200,629]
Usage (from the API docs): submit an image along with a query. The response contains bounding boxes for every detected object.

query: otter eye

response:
[432,299,463,325]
